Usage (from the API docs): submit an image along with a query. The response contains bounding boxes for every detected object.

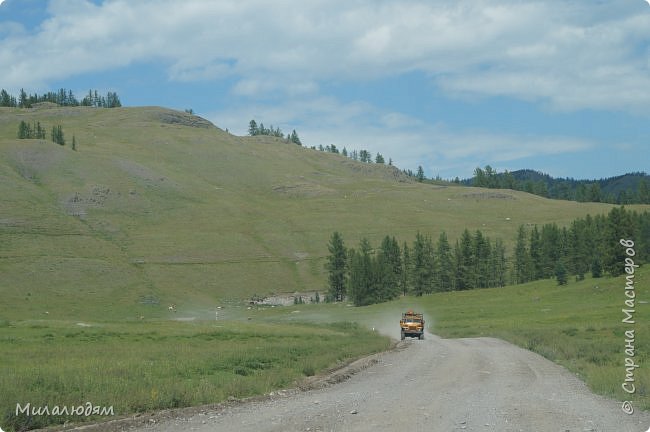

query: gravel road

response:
[122,332,650,432]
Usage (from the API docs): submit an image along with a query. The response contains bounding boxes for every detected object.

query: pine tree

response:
[375,153,385,164]
[492,238,507,287]
[377,236,402,300]
[529,226,541,280]
[555,261,568,285]
[412,232,434,296]
[290,130,302,145]
[539,223,560,278]
[348,238,374,306]
[401,242,412,295]
[514,225,530,284]
[436,232,454,291]
[18,121,30,139]
[458,229,475,289]
[326,232,347,302]
[1,89,14,107]
[473,230,490,288]
[18,88,28,108]
[603,207,635,276]
[416,166,425,182]
[51,125,65,145]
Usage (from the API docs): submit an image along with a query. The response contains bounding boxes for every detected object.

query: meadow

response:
[0,319,390,431]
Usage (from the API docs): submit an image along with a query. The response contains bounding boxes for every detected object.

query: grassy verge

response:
[0,320,390,431]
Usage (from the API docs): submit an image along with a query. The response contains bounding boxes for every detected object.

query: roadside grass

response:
[0,320,390,432]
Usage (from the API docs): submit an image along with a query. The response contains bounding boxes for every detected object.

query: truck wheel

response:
[419,333,424,340]
[400,330,405,340]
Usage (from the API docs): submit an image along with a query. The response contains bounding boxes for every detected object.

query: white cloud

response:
[0,0,648,113]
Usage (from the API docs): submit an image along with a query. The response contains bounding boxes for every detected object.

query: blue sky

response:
[1,0,649,180]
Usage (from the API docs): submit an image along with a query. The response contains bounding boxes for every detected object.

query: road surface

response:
[121,333,650,432]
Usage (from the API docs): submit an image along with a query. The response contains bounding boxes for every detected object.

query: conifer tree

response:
[603,207,634,276]
[401,242,412,295]
[51,125,65,145]
[436,232,454,292]
[348,238,374,306]
[290,130,302,145]
[492,238,507,287]
[326,231,347,302]
[555,261,568,285]
[412,232,434,295]
[416,166,425,182]
[376,236,402,300]
[514,225,530,284]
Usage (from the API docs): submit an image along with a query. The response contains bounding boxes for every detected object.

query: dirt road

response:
[117,332,649,432]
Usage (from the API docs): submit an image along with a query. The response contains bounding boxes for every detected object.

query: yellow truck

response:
[400,310,425,340]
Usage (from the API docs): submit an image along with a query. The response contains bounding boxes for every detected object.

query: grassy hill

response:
[1,105,648,322]
[2,105,649,430]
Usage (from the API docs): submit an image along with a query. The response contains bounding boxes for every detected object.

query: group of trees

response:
[18,120,74,148]
[17,121,47,139]
[514,207,649,285]
[326,229,507,306]
[0,88,121,108]
[327,207,649,306]
[248,119,302,145]
[311,145,391,165]
[470,166,650,205]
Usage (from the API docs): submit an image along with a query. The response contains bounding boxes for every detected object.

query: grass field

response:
[0,319,390,431]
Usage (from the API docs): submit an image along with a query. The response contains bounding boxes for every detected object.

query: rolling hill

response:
[1,105,647,321]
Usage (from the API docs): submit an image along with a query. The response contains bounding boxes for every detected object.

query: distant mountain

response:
[462,168,650,204]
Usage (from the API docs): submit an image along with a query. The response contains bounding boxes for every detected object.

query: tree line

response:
[513,206,649,285]
[248,119,302,145]
[0,88,121,108]
[326,206,649,306]
[326,229,507,306]
[309,142,434,184]
[469,166,650,205]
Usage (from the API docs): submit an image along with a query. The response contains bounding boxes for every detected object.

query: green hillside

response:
[1,105,647,321]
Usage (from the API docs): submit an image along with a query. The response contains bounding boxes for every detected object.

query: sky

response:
[0,0,649,180]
